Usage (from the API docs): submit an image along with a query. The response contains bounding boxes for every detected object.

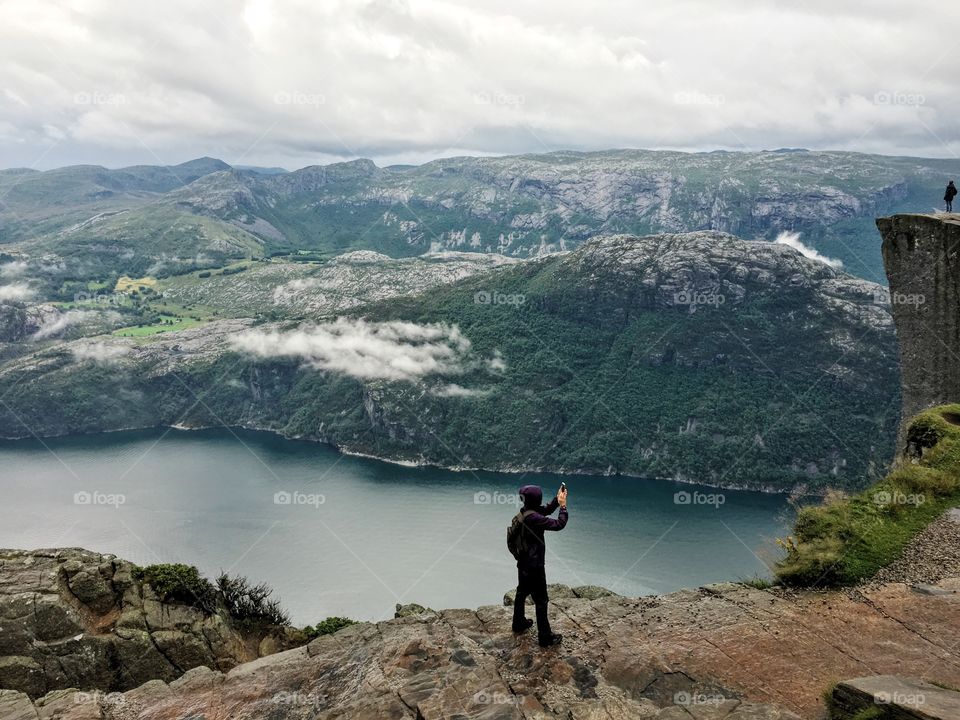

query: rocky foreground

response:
[3,548,960,719]
[0,549,301,701]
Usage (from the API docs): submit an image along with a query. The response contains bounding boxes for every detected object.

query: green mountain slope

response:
[0,232,899,491]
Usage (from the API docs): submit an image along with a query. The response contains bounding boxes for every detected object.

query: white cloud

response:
[0,261,29,279]
[0,283,33,302]
[72,342,130,365]
[32,310,86,339]
[0,0,958,168]
[273,278,322,304]
[232,318,487,382]
[774,231,843,269]
[432,383,490,398]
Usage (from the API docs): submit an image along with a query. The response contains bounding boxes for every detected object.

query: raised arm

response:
[539,495,560,515]
[528,506,568,532]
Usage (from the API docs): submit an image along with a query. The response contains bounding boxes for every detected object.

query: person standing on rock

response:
[507,483,568,647]
[945,181,957,212]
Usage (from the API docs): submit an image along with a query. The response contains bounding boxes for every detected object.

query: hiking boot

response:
[538,633,563,648]
[512,618,534,633]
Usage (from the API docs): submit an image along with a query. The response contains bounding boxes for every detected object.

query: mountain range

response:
[2,149,959,287]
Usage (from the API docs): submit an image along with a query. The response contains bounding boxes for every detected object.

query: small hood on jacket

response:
[519,484,542,509]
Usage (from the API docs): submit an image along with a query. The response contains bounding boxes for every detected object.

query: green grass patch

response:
[112,314,205,337]
[739,576,775,590]
[776,404,960,587]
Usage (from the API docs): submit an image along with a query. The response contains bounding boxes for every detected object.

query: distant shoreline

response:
[0,421,799,495]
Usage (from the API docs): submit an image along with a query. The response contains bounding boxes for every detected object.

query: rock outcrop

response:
[0,549,299,699]
[5,554,960,718]
[832,676,960,719]
[878,213,960,444]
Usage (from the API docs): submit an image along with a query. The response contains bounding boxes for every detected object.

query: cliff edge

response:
[877,213,960,443]
[4,564,960,719]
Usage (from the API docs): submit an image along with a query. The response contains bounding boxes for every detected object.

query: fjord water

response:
[0,429,790,623]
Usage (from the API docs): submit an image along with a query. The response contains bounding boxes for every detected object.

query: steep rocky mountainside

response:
[5,549,960,719]
[4,150,959,281]
[0,231,899,490]
[878,213,960,443]
[0,549,300,700]
[158,250,519,318]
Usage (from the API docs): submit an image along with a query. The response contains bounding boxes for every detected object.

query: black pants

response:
[948,200,954,212]
[512,565,552,641]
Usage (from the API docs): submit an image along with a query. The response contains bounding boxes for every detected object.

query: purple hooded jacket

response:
[516,484,568,569]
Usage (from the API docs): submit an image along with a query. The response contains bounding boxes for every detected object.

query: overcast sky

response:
[1,0,958,170]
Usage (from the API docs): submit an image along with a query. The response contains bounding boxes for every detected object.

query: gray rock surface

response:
[7,554,960,718]
[865,507,960,588]
[0,548,299,698]
[833,675,960,719]
[878,213,960,445]
[503,584,622,606]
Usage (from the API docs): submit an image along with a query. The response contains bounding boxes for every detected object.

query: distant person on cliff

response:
[945,181,957,212]
[507,483,568,647]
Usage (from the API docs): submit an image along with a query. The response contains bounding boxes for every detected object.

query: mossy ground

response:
[776,404,960,586]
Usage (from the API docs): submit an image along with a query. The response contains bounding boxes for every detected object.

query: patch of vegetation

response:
[849,708,883,720]
[115,275,158,293]
[301,616,356,640]
[133,563,218,613]
[216,573,290,628]
[112,314,204,337]
[133,564,296,628]
[775,405,960,587]
[739,576,775,590]
[220,264,248,276]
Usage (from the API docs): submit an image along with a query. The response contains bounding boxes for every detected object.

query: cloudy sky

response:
[1,0,957,170]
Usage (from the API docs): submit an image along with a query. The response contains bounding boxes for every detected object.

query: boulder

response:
[832,675,960,719]
[0,548,299,698]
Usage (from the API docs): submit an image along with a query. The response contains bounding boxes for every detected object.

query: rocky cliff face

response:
[0,549,298,700]
[878,214,960,443]
[5,553,960,719]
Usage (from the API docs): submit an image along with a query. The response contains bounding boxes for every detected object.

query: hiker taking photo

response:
[945,180,957,212]
[506,483,568,647]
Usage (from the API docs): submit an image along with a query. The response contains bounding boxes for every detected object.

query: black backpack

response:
[507,510,535,560]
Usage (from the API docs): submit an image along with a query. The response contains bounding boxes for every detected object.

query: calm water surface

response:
[0,429,791,623]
